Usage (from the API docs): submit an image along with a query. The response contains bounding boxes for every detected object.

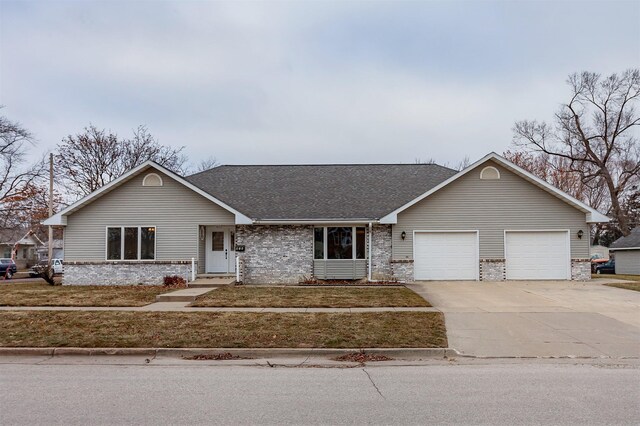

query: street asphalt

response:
[1,357,639,425]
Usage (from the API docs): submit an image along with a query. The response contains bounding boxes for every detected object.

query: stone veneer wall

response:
[371,225,393,280]
[571,259,591,281]
[391,260,414,282]
[480,259,505,281]
[236,225,313,284]
[63,261,193,285]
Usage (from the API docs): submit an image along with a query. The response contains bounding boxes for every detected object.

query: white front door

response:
[205,227,236,274]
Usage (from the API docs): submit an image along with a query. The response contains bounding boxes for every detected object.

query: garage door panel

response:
[414,232,477,280]
[505,231,569,280]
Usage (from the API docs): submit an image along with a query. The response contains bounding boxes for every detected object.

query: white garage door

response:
[414,232,478,280]
[505,231,570,280]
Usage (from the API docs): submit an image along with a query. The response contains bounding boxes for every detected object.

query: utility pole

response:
[48,153,53,264]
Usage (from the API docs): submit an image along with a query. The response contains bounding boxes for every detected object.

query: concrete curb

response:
[0,347,459,359]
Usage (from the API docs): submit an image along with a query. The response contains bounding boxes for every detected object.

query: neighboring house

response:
[0,230,44,269]
[43,152,609,285]
[37,239,64,261]
[590,245,609,260]
[609,228,640,275]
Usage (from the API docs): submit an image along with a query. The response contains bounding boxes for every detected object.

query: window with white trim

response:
[142,173,163,186]
[480,166,500,180]
[313,226,366,260]
[107,226,156,260]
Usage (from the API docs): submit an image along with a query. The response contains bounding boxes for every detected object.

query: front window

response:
[328,227,353,259]
[106,226,156,260]
[140,227,156,260]
[314,227,366,260]
[314,228,324,259]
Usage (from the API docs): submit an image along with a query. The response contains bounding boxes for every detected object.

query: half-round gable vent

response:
[142,173,163,187]
[480,166,500,180]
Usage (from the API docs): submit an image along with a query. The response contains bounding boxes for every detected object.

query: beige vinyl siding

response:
[613,250,640,275]
[394,160,590,260]
[64,167,235,262]
[313,259,367,279]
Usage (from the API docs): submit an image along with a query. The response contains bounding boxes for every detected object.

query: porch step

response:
[155,288,214,303]
[188,276,236,288]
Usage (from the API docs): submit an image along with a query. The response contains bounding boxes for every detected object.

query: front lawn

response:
[0,311,447,348]
[191,286,431,308]
[606,274,640,282]
[604,281,640,292]
[0,283,169,307]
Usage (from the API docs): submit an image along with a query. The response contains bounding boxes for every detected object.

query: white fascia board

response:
[253,219,377,225]
[41,160,253,226]
[380,152,610,224]
[586,211,611,223]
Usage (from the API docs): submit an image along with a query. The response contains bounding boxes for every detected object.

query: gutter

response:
[368,222,373,282]
[252,219,379,225]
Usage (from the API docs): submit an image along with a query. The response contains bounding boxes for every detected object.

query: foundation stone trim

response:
[63,262,193,285]
[391,260,414,282]
[480,258,505,281]
[571,259,591,281]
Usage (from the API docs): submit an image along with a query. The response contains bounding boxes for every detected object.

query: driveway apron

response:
[408,280,640,358]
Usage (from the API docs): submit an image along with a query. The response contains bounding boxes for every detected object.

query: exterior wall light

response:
[577,230,584,239]
[401,231,407,240]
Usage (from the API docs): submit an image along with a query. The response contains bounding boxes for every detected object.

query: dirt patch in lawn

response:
[0,282,168,307]
[0,311,447,348]
[333,351,393,363]
[183,353,252,360]
[191,286,431,308]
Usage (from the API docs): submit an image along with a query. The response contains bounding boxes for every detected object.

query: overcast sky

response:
[1,0,639,168]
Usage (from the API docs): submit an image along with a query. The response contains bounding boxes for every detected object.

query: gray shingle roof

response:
[610,227,640,249]
[185,164,457,220]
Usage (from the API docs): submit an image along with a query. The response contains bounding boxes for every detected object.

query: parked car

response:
[590,254,609,272]
[29,259,64,277]
[0,258,18,279]
[594,259,615,275]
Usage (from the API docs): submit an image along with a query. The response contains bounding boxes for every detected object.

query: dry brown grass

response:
[604,281,640,292]
[191,286,431,308]
[0,282,168,307]
[0,311,447,348]
[608,274,640,282]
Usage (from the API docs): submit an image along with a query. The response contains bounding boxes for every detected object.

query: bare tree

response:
[193,156,220,173]
[512,70,640,236]
[0,182,61,236]
[414,156,470,171]
[0,111,46,229]
[56,125,188,199]
[121,125,188,174]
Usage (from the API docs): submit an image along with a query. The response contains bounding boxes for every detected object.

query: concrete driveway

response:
[407,280,640,358]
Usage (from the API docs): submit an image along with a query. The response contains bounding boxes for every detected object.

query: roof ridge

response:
[216,163,443,166]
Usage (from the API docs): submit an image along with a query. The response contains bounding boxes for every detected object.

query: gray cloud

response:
[1,0,638,168]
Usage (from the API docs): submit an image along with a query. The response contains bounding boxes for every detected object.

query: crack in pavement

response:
[362,367,385,399]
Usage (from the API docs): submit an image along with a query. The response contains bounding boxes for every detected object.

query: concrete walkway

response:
[408,279,640,358]
[0,304,439,313]
[155,287,213,302]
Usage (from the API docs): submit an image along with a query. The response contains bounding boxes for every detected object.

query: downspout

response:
[368,222,374,282]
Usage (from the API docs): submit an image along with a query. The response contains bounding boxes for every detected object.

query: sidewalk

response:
[0,303,440,313]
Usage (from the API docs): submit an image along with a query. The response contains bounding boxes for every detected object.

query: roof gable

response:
[43,161,252,226]
[380,153,610,224]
